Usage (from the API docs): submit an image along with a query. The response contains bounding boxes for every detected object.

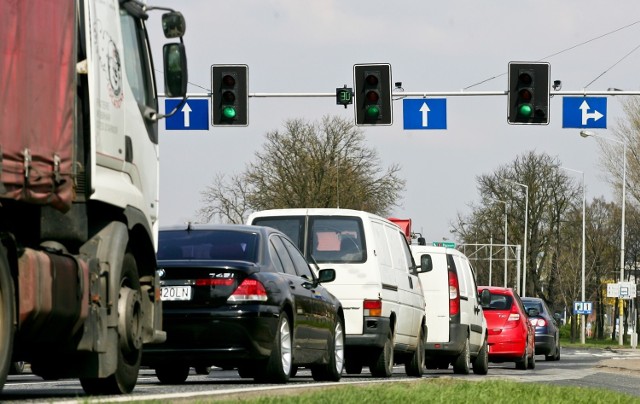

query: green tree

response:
[197,115,405,224]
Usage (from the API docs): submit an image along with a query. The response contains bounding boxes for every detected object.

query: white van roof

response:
[248,208,397,226]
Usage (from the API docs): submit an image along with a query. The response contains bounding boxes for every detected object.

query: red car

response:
[478,287,535,370]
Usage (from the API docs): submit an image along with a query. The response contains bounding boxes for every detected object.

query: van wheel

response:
[405,326,425,377]
[453,338,470,375]
[370,330,394,377]
[472,339,489,375]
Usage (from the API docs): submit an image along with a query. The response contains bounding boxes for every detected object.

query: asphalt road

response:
[2,347,639,403]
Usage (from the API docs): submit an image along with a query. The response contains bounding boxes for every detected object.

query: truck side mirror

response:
[162,11,186,38]
[163,43,188,98]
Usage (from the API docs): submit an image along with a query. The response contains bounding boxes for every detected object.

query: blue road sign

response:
[403,99,447,130]
[562,97,606,129]
[573,301,593,315]
[165,99,209,130]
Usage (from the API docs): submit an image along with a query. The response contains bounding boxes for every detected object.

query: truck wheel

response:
[370,330,394,378]
[81,252,142,394]
[0,247,15,391]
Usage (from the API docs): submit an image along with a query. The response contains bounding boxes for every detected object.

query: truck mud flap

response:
[17,248,89,343]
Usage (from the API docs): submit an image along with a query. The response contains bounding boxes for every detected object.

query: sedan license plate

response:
[161,286,192,301]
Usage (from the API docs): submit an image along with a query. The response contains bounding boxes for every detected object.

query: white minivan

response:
[411,243,489,375]
[248,208,427,377]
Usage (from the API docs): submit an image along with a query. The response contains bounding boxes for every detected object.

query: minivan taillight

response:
[448,270,460,316]
[227,279,268,302]
[364,299,382,317]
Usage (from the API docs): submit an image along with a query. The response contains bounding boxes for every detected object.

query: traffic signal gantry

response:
[353,63,393,126]
[211,64,248,126]
[166,60,640,131]
[507,62,551,125]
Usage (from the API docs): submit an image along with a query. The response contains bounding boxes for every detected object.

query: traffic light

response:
[353,63,392,126]
[507,62,550,125]
[211,64,248,126]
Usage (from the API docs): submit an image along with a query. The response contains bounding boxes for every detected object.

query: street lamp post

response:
[561,166,586,344]
[580,130,626,346]
[505,180,528,296]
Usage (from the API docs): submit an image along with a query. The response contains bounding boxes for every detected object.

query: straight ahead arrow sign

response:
[182,102,192,127]
[419,102,430,127]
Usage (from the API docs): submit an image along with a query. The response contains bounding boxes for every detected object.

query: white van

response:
[411,244,488,375]
[248,208,427,378]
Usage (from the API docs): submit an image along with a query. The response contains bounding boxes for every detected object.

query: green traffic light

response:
[222,106,237,120]
[366,105,380,119]
[518,104,533,118]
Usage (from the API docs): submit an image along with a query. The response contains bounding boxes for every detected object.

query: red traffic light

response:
[518,72,532,86]
[518,88,532,102]
[366,90,379,103]
[222,74,236,87]
[365,74,379,86]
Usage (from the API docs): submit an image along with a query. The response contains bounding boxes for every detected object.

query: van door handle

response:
[408,276,413,289]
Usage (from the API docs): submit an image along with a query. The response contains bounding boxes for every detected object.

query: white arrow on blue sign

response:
[403,98,447,130]
[562,97,606,129]
[165,99,209,131]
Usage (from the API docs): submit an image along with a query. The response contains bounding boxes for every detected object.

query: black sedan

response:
[521,297,561,361]
[143,224,345,384]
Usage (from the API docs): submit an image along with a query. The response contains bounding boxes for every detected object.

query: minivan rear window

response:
[309,216,366,263]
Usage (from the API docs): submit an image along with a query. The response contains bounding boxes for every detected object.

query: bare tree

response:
[197,115,405,223]
[453,151,580,308]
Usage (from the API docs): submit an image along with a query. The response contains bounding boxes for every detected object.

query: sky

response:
[145,0,640,243]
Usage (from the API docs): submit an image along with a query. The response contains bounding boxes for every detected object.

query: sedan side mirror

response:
[317,268,336,284]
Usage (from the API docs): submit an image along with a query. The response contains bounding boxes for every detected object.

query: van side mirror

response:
[419,254,432,273]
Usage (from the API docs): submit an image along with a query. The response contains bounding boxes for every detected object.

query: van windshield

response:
[251,215,366,264]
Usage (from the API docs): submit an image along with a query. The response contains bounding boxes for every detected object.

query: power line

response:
[464,19,640,90]
[584,42,640,89]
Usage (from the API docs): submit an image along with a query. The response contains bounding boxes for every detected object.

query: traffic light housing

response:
[211,64,248,126]
[354,63,392,126]
[507,62,550,125]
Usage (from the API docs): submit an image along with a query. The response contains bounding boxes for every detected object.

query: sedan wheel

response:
[312,318,344,381]
[262,312,292,383]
